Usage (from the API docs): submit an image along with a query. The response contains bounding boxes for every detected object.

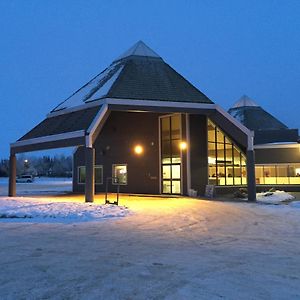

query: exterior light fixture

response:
[179,141,187,150]
[134,145,143,155]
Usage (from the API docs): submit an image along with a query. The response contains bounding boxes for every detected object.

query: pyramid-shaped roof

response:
[228,95,288,131]
[115,40,161,61]
[232,95,259,108]
[52,40,212,112]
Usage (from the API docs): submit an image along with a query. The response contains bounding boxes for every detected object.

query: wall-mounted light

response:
[179,141,187,150]
[134,145,144,155]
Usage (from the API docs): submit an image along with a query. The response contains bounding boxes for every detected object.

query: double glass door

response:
[160,114,182,194]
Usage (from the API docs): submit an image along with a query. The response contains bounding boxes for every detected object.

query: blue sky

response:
[1,0,299,158]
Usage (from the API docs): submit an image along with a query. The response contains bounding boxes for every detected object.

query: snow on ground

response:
[0,177,72,196]
[0,197,129,223]
[256,190,295,204]
[0,194,300,299]
[0,178,300,298]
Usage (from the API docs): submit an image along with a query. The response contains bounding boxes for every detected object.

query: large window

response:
[208,119,247,186]
[78,166,103,184]
[255,164,300,185]
[112,164,127,185]
[160,114,182,194]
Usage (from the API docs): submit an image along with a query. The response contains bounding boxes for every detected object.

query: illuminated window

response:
[160,114,182,194]
[112,164,127,185]
[207,119,246,186]
[255,164,300,185]
[78,166,103,184]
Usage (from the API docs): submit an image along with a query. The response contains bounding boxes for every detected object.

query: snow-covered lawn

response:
[0,177,72,196]
[0,197,129,223]
[0,195,300,299]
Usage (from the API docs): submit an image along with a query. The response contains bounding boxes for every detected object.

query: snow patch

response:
[54,62,123,111]
[0,197,130,223]
[256,190,295,204]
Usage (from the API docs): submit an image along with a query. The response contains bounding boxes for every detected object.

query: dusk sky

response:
[1,0,299,158]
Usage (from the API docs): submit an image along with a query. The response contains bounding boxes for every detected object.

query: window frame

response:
[112,164,128,185]
[77,165,104,185]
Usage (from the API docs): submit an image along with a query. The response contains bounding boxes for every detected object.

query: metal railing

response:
[105,177,120,205]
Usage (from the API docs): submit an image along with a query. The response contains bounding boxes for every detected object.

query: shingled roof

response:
[53,40,212,112]
[18,106,101,141]
[228,95,288,131]
[228,95,299,144]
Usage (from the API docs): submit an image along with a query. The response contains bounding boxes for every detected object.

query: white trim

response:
[87,104,109,135]
[106,97,216,110]
[214,104,253,137]
[11,130,85,148]
[47,98,215,118]
[85,104,109,147]
[254,143,300,149]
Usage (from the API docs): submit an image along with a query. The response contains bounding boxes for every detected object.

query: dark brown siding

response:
[255,147,300,164]
[73,111,161,194]
[189,114,208,195]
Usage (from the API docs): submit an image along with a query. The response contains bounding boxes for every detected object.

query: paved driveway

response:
[0,195,300,299]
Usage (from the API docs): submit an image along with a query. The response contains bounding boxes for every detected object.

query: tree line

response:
[0,155,72,177]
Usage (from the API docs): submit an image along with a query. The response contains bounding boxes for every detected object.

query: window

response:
[78,166,86,184]
[112,164,127,185]
[207,119,247,186]
[78,166,103,184]
[160,114,182,194]
[255,164,300,185]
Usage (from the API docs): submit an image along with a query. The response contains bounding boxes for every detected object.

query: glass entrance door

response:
[160,114,182,194]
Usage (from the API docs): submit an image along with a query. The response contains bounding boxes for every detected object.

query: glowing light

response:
[134,145,143,155]
[24,159,28,163]
[208,156,216,164]
[179,141,187,150]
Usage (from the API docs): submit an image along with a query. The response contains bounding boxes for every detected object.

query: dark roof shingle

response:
[19,106,100,141]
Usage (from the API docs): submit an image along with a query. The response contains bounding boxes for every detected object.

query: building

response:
[228,95,300,191]
[9,41,256,202]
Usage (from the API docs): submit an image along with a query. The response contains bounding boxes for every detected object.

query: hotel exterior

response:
[9,41,298,202]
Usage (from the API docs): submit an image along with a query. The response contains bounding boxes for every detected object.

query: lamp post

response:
[24,159,29,174]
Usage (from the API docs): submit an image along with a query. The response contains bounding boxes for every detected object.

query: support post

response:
[246,149,256,202]
[85,147,95,203]
[8,153,16,197]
